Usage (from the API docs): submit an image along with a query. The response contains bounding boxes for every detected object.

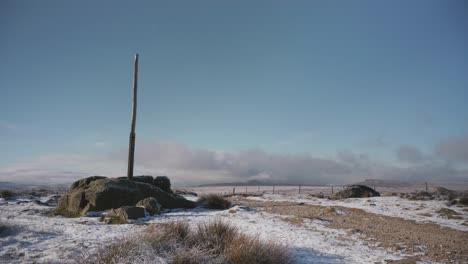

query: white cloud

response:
[1,139,467,186]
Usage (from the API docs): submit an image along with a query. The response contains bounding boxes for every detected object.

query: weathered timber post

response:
[298,184,301,194]
[127,53,139,180]
[233,187,235,194]
[331,185,334,195]
[425,182,428,192]
[273,185,275,194]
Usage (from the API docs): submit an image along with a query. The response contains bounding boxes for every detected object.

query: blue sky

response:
[1,0,467,185]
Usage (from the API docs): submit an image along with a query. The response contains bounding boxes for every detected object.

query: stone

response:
[154,176,173,194]
[136,197,161,215]
[56,176,196,216]
[117,175,155,185]
[107,206,146,223]
[460,195,468,206]
[70,176,107,191]
[333,185,380,199]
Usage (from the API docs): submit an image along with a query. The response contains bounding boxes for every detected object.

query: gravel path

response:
[240,199,468,263]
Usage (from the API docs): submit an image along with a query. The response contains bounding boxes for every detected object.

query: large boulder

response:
[459,195,468,206]
[334,185,380,199]
[107,206,146,223]
[117,175,155,185]
[56,176,195,216]
[154,176,173,194]
[136,197,161,215]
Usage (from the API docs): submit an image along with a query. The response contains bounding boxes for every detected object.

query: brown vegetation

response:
[80,220,289,264]
[197,194,232,210]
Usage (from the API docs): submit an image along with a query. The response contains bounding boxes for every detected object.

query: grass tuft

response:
[197,194,232,210]
[81,220,289,264]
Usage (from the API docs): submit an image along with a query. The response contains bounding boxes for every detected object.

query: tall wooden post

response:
[127,53,139,180]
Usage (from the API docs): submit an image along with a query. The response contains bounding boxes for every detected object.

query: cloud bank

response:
[1,136,467,186]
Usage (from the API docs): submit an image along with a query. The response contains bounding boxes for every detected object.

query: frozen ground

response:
[246,194,468,232]
[0,194,422,264]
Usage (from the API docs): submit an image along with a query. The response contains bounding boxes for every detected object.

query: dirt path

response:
[239,199,468,263]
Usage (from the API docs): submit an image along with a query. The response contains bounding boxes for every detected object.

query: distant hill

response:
[196,179,326,187]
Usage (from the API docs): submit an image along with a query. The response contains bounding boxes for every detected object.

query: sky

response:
[1,0,467,186]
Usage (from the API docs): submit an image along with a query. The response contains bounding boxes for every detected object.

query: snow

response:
[247,194,468,231]
[0,196,143,263]
[0,194,438,264]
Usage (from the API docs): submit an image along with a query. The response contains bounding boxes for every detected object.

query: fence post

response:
[425,182,428,192]
[298,184,301,194]
[273,185,275,194]
[331,185,334,195]
[233,187,235,194]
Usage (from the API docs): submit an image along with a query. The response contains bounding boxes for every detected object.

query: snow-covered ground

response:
[247,194,468,231]
[0,194,419,264]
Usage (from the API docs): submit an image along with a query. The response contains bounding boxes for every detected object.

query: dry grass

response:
[436,208,463,220]
[197,194,232,210]
[81,220,289,264]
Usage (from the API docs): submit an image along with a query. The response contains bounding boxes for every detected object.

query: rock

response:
[136,197,161,215]
[70,176,107,191]
[434,187,458,200]
[460,195,468,206]
[154,176,173,194]
[107,206,146,223]
[117,175,155,185]
[56,176,195,216]
[333,185,380,199]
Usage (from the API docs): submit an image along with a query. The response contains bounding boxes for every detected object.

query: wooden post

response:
[127,53,139,180]
[298,184,301,194]
[233,187,235,194]
[331,185,334,194]
[425,182,428,192]
[273,185,275,194]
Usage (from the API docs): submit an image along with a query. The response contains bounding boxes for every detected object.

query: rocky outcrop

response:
[136,197,161,215]
[56,176,195,216]
[154,176,173,194]
[106,206,146,223]
[333,185,380,199]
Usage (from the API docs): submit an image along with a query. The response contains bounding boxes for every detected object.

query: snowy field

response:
[1,190,467,263]
[246,193,468,232]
